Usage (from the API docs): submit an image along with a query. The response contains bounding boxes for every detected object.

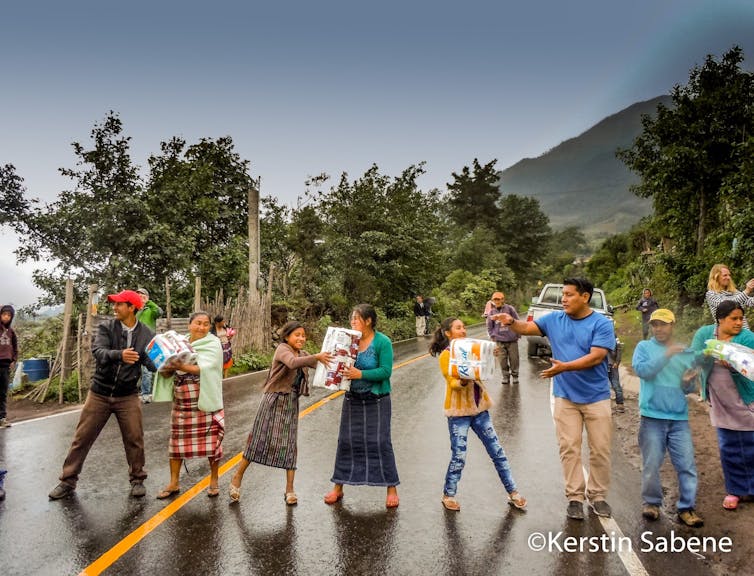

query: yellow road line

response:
[79,352,429,576]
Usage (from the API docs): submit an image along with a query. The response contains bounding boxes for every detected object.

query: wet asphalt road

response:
[0,327,718,576]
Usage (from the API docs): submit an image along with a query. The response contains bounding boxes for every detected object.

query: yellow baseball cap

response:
[649,309,675,324]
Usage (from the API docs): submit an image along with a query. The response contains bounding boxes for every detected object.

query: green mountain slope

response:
[499,95,672,238]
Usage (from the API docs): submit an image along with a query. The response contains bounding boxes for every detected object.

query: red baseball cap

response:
[107,290,143,310]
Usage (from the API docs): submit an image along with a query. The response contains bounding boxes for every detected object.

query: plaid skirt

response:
[169,373,225,462]
[717,427,754,495]
[331,393,400,486]
[244,392,300,469]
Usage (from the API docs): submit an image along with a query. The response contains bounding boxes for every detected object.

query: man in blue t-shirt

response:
[493,277,615,520]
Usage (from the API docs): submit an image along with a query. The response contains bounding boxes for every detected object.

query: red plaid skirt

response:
[169,372,224,461]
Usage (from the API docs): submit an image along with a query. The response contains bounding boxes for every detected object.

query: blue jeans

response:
[608,366,624,404]
[639,416,697,510]
[140,366,153,396]
[444,411,517,496]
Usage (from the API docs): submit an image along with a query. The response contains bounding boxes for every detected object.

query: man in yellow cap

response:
[632,308,703,527]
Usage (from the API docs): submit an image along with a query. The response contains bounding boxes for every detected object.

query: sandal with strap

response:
[285,492,298,505]
[508,491,527,510]
[229,482,241,504]
[723,494,739,510]
[442,494,460,511]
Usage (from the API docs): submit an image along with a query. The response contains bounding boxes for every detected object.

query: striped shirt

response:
[705,289,754,328]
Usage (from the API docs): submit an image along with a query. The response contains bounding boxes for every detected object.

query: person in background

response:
[413,295,430,337]
[486,292,520,385]
[49,290,155,500]
[691,300,754,511]
[211,315,234,378]
[705,264,754,329]
[136,288,162,403]
[0,305,18,428]
[636,288,660,340]
[152,311,225,499]
[633,309,703,527]
[607,336,624,413]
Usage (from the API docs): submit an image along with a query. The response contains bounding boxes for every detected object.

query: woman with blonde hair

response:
[705,264,754,328]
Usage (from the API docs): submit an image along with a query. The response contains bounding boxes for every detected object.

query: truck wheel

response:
[527,341,538,357]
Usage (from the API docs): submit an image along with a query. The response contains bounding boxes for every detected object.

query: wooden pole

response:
[194,276,202,312]
[59,278,74,402]
[165,276,172,330]
[248,178,264,349]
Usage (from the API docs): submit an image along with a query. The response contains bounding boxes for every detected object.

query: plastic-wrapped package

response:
[703,339,754,382]
[311,327,362,391]
[147,330,197,371]
[448,338,496,382]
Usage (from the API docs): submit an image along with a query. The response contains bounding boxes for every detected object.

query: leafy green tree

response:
[446,158,501,231]
[497,194,552,283]
[618,46,753,260]
[0,164,30,225]
[8,113,147,305]
[314,163,446,316]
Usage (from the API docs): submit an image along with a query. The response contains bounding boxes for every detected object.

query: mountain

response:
[499,95,673,239]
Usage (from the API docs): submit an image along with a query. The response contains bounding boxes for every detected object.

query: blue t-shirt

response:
[535,310,615,403]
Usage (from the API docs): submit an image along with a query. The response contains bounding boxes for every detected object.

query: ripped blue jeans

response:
[444,410,517,496]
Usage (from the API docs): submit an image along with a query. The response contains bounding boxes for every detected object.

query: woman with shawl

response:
[153,311,225,498]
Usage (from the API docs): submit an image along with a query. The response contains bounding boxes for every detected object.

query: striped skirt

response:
[169,373,225,462]
[717,427,754,496]
[331,393,400,487]
[244,392,300,469]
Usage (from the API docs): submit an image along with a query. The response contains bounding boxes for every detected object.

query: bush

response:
[228,350,274,375]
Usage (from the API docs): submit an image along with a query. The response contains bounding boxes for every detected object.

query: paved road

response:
[0,328,716,575]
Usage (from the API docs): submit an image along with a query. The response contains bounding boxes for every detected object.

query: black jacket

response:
[90,319,155,397]
[413,302,430,317]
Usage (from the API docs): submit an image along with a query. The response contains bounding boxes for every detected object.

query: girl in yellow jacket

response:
[429,317,527,511]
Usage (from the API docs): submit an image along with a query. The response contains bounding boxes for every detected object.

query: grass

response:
[613,309,644,368]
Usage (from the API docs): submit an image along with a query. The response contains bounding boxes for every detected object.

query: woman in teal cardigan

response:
[691,300,754,511]
[324,303,400,508]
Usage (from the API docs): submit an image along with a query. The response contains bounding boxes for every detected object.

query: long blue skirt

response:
[717,427,754,496]
[331,393,400,486]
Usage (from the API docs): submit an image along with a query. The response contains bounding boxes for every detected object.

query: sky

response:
[2,0,753,308]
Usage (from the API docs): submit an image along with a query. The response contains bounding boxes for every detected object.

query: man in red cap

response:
[49,289,156,500]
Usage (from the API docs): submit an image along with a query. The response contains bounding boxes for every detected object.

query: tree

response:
[314,163,446,315]
[496,194,552,283]
[446,158,502,231]
[9,113,147,305]
[618,46,754,260]
[0,164,30,225]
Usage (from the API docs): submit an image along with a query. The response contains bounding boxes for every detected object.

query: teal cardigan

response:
[691,324,754,405]
[354,331,393,395]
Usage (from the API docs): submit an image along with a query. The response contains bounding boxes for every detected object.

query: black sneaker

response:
[642,503,660,520]
[567,500,584,520]
[590,500,612,518]
[130,482,147,498]
[49,482,75,500]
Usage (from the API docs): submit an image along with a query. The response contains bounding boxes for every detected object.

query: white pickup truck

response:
[524,283,613,357]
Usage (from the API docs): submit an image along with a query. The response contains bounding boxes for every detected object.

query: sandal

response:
[324,490,343,505]
[156,487,180,500]
[207,486,220,498]
[386,492,399,509]
[723,494,739,510]
[284,492,298,505]
[229,482,241,504]
[508,491,527,510]
[442,494,460,511]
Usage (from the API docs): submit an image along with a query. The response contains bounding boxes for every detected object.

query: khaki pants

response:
[553,397,612,502]
[495,341,519,381]
[59,391,146,488]
[415,316,427,336]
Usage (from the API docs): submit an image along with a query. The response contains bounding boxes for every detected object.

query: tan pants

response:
[553,397,612,502]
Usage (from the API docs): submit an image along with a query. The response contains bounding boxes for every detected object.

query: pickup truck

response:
[524,283,613,357]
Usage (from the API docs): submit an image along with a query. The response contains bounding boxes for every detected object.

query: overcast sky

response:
[2,0,753,308]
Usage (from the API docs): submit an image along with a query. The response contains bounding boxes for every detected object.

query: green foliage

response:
[44,373,80,403]
[15,315,64,359]
[446,158,502,230]
[229,350,274,374]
